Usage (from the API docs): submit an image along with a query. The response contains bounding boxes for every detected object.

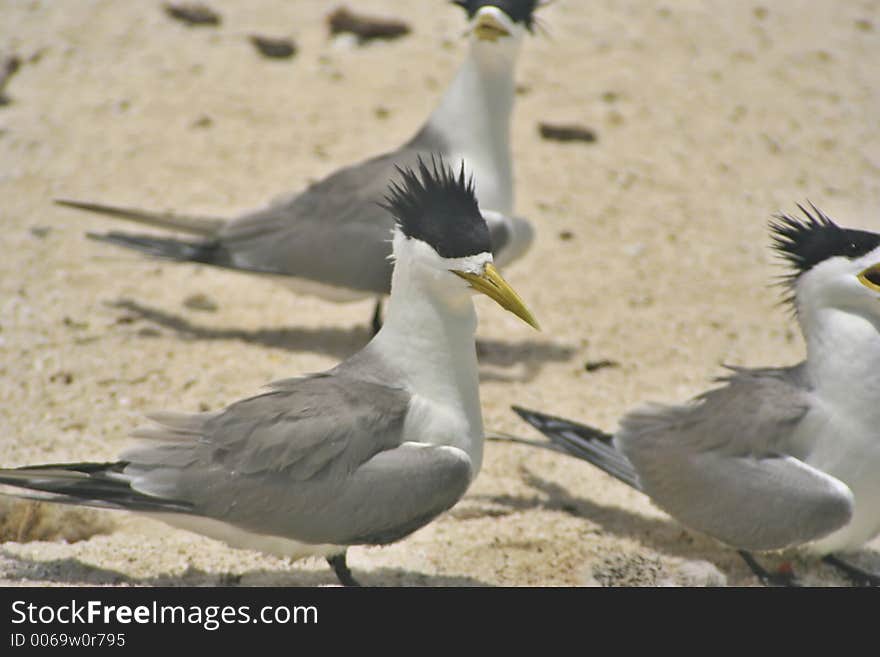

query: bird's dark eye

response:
[858,264,880,291]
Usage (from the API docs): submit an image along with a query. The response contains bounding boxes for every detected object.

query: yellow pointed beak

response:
[472,12,511,41]
[452,263,540,330]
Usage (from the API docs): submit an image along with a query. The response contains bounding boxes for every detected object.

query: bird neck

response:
[801,306,880,409]
[420,39,519,213]
[378,253,480,389]
[372,246,484,470]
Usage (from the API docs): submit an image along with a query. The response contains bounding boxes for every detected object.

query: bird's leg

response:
[823,554,880,587]
[371,298,384,336]
[738,551,800,587]
[327,553,361,587]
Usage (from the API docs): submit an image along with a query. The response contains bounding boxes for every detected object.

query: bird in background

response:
[0,157,539,586]
[57,1,543,333]
[506,205,880,586]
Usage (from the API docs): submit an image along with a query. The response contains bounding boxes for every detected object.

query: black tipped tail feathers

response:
[0,462,192,514]
[58,197,235,268]
[87,231,229,267]
[511,405,641,490]
[512,405,614,444]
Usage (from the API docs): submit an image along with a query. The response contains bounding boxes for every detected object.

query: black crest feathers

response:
[381,155,491,259]
[770,204,880,281]
[452,0,540,30]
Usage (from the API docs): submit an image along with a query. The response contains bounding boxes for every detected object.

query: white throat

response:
[800,302,880,417]
[371,235,487,474]
[423,37,520,214]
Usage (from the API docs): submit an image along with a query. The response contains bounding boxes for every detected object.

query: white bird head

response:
[771,204,880,321]
[381,155,539,329]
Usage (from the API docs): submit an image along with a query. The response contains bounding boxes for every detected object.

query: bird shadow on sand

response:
[0,549,490,587]
[109,299,370,361]
[469,467,880,586]
[476,338,576,383]
[108,299,576,382]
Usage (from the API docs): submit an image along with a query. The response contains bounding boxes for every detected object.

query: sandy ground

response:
[1,0,879,587]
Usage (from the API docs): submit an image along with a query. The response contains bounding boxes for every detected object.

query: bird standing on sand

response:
[57,1,541,332]
[1,157,539,586]
[508,206,880,586]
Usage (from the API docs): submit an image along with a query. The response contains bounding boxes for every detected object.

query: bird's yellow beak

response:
[472,11,511,41]
[453,263,539,330]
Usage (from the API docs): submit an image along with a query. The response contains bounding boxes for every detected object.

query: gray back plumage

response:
[218,128,451,294]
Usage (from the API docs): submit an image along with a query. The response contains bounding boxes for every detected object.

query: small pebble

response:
[601,91,619,103]
[584,359,620,373]
[190,115,213,129]
[49,371,74,385]
[62,316,88,330]
[327,6,411,43]
[164,3,221,27]
[249,35,298,59]
[183,293,218,312]
[538,122,598,143]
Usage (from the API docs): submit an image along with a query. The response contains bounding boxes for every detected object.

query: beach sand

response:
[1,0,879,586]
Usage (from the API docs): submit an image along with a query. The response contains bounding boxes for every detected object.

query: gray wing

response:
[616,365,853,551]
[122,372,472,546]
[218,131,449,294]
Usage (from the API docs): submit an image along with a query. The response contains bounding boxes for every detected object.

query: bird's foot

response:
[823,554,880,587]
[327,553,362,587]
[738,551,801,587]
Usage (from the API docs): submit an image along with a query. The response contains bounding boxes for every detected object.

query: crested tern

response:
[1,157,539,586]
[56,1,541,332]
[507,205,880,586]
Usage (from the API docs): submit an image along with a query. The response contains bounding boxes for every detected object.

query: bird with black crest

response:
[56,1,546,334]
[0,156,539,586]
[504,205,880,586]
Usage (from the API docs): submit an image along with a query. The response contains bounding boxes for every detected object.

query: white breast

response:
[802,416,880,553]
[402,393,483,480]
